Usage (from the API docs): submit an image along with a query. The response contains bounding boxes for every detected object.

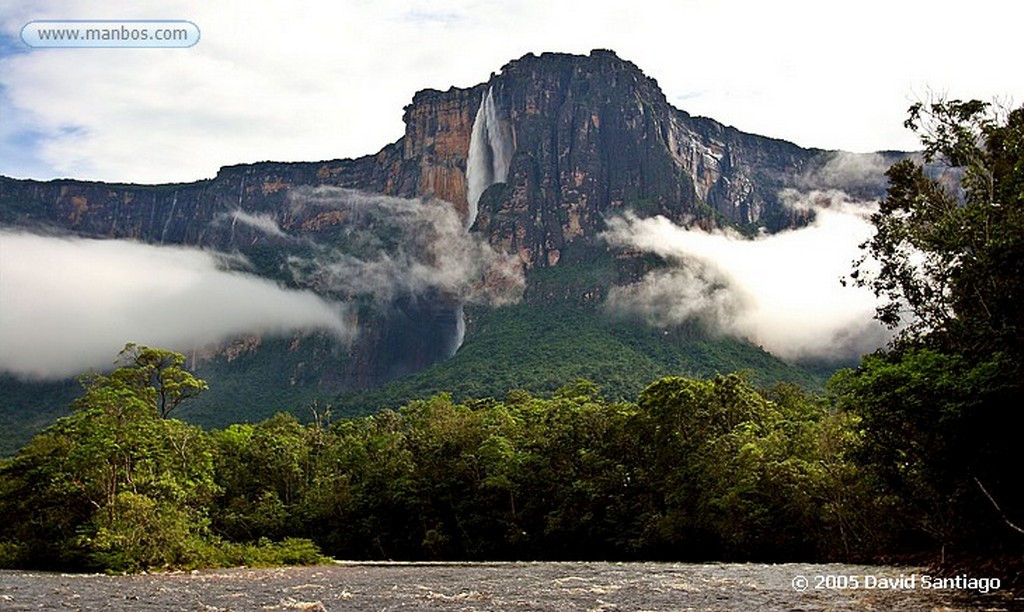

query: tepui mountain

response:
[0,50,903,448]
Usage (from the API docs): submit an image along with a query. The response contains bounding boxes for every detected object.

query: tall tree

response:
[0,344,216,570]
[842,99,1024,551]
[76,343,208,419]
[852,100,1024,364]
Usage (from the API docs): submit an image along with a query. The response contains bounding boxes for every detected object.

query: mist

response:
[285,186,525,306]
[222,209,290,239]
[0,231,353,380]
[797,151,894,194]
[602,191,889,362]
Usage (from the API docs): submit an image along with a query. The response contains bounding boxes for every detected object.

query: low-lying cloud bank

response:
[796,151,893,194]
[0,231,352,380]
[603,191,889,362]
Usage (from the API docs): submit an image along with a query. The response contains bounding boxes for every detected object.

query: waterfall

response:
[160,190,178,244]
[452,303,467,355]
[449,87,513,355]
[465,87,513,229]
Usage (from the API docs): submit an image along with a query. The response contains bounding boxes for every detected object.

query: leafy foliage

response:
[853,100,1024,363]
[80,343,209,419]
[840,100,1024,557]
[1,343,875,571]
[0,344,327,572]
[830,349,1018,551]
[290,375,878,561]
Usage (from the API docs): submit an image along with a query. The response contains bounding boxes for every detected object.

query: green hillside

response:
[333,301,834,414]
[0,376,81,457]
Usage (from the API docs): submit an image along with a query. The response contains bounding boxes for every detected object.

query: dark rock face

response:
[0,49,896,398]
[471,50,831,270]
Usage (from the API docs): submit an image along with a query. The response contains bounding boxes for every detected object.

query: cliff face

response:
[397,51,836,271]
[0,49,893,400]
[0,157,381,243]
[399,86,487,217]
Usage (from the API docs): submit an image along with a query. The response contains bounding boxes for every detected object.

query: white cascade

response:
[450,87,513,355]
[465,86,513,229]
[451,303,467,356]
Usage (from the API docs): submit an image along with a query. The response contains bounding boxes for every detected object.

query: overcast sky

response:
[1,0,1021,184]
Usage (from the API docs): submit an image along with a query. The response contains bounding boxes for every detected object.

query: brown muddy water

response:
[0,561,1016,611]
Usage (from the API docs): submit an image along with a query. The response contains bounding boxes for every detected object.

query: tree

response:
[829,350,1010,548]
[841,99,1024,552]
[76,343,208,419]
[211,414,316,542]
[0,345,216,570]
[852,100,1024,364]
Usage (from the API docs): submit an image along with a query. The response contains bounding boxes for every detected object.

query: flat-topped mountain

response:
[0,50,900,450]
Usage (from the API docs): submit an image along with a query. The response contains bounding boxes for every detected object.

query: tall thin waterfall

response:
[451,87,513,355]
[451,304,467,356]
[465,87,513,229]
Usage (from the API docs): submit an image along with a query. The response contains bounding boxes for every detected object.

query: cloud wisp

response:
[221,209,290,239]
[0,230,352,380]
[285,186,525,307]
[602,192,889,362]
[796,151,893,195]
[0,187,525,380]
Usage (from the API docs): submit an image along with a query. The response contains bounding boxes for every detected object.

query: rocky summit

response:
[0,50,901,442]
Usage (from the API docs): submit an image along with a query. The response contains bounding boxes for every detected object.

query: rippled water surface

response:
[0,562,1014,611]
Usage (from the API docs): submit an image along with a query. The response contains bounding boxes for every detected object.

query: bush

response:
[0,541,25,569]
[198,538,331,568]
[78,492,205,573]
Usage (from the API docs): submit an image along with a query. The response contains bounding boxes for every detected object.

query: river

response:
[0,561,1015,611]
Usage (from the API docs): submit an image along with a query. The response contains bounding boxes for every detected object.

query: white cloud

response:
[602,192,889,362]
[285,187,525,306]
[0,230,353,379]
[2,0,1022,183]
[796,152,894,194]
